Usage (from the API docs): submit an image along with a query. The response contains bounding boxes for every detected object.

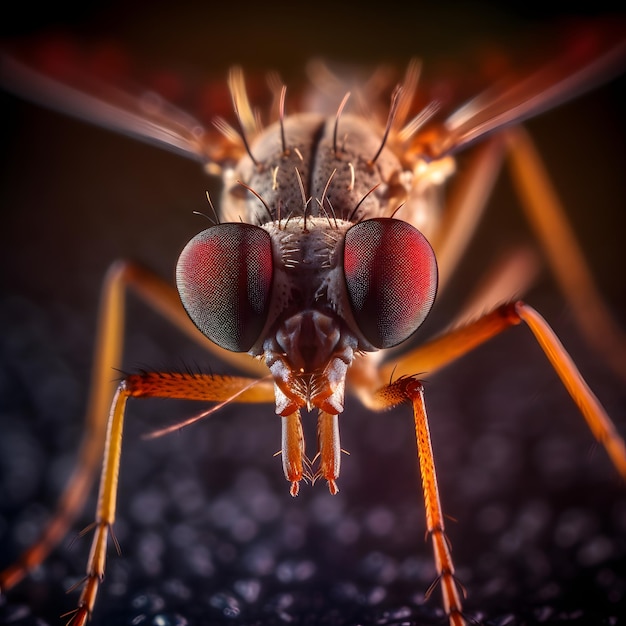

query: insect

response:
[1,26,625,626]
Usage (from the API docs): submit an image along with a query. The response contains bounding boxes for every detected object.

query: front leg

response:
[349,300,626,625]
[66,371,274,625]
[375,302,626,479]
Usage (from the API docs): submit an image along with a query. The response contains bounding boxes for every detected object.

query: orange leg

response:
[0,260,266,594]
[362,376,466,625]
[367,301,626,479]
[63,370,274,626]
[349,299,626,625]
[504,127,626,381]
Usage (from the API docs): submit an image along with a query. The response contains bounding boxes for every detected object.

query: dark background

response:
[1,2,625,625]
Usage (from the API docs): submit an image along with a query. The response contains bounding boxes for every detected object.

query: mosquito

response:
[0,32,625,626]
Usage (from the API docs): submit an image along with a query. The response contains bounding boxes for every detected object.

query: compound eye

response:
[343,218,437,348]
[176,223,273,352]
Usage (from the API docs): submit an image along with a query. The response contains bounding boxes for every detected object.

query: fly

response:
[0,33,625,626]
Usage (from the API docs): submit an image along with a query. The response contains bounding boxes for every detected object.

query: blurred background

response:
[1,1,625,624]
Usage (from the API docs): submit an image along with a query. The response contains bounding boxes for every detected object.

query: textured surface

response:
[1,3,626,625]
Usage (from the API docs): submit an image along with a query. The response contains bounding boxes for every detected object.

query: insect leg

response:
[367,302,626,479]
[364,377,467,626]
[350,298,625,623]
[504,126,626,380]
[66,370,274,626]
[1,261,128,592]
[0,260,265,592]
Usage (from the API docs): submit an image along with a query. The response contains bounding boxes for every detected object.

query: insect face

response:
[178,106,440,415]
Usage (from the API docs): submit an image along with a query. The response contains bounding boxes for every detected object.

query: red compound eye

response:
[343,218,437,348]
[176,223,273,352]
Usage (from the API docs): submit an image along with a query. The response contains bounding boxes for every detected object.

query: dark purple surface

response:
[1,3,626,625]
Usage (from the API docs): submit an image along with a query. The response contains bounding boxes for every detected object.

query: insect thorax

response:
[220,112,410,226]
